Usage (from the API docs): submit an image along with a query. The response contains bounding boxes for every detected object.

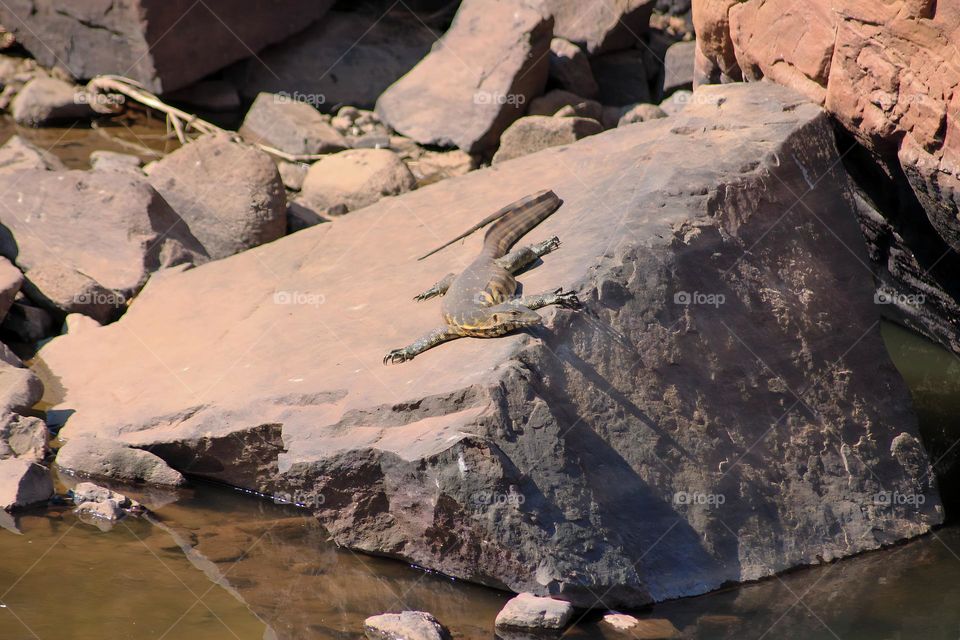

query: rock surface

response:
[548,38,599,99]
[495,593,574,630]
[363,611,451,640]
[40,82,941,607]
[89,150,141,173]
[55,436,186,486]
[0,134,65,172]
[692,0,960,256]
[300,149,416,213]
[375,0,552,153]
[492,115,603,164]
[0,0,335,93]
[147,134,286,261]
[10,76,95,126]
[0,414,48,462]
[543,0,655,54]
[591,50,652,106]
[0,170,204,298]
[0,459,52,510]
[239,92,348,156]
[231,10,438,110]
[618,103,668,126]
[528,90,603,120]
[0,256,22,323]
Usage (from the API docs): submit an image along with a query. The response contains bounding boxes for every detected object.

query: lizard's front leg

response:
[414,273,456,301]
[384,326,463,364]
[495,236,561,273]
[507,287,582,311]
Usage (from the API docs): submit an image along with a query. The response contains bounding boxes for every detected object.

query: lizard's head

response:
[459,305,542,337]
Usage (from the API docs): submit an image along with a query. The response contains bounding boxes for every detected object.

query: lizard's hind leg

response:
[415,273,456,301]
[384,326,463,364]
[496,236,561,273]
[507,287,581,311]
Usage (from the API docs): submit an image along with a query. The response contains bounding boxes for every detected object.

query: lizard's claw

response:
[383,348,414,365]
[414,290,438,302]
[553,288,582,310]
[545,236,561,252]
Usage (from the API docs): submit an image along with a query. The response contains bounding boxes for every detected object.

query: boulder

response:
[1,297,54,343]
[495,593,574,630]
[542,0,655,54]
[230,10,438,110]
[9,77,95,126]
[618,103,668,126]
[0,414,48,462]
[0,0,335,93]
[39,82,941,607]
[300,149,416,213]
[147,134,287,261]
[0,359,42,414]
[375,0,552,153]
[55,436,185,486]
[277,161,310,191]
[528,89,603,121]
[591,50,652,106]
[548,38,599,99]
[662,40,696,96]
[0,170,204,302]
[89,150,141,173]
[692,0,960,255]
[493,115,603,164]
[0,458,52,510]
[0,134,65,172]
[0,256,23,323]
[363,611,451,640]
[22,263,126,324]
[404,150,477,186]
[239,92,348,156]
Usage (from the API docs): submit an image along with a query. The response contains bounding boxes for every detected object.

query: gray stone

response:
[618,103,669,126]
[230,10,437,111]
[0,169,204,299]
[39,82,941,607]
[239,92,348,156]
[300,149,416,213]
[89,150,141,173]
[0,414,48,462]
[528,89,603,121]
[375,0,552,153]
[548,38,599,99]
[147,134,286,260]
[0,135,65,172]
[493,115,603,164]
[495,593,574,630]
[364,611,451,640]
[0,458,52,510]
[56,436,185,486]
[75,498,123,521]
[0,360,42,414]
[277,161,310,191]
[662,40,697,96]
[0,0,335,93]
[542,0,655,54]
[10,77,95,126]
[591,50,652,106]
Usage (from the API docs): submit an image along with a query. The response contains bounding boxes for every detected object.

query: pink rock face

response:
[692,0,960,251]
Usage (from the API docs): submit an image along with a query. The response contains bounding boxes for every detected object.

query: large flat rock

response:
[40,82,942,607]
[0,0,334,93]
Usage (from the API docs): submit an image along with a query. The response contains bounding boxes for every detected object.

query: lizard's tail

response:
[483,190,562,258]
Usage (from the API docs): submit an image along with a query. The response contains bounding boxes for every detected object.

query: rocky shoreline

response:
[0,0,956,638]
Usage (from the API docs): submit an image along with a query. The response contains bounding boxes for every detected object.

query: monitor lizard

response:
[384,189,581,364]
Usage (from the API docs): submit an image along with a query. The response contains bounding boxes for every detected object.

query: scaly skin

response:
[384,191,581,365]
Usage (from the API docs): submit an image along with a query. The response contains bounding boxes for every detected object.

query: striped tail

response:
[483,190,562,258]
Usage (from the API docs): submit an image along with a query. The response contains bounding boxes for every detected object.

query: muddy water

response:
[3,112,960,638]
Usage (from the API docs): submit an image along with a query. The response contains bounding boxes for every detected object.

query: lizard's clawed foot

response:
[413,289,439,302]
[536,236,561,255]
[383,348,414,365]
[553,288,582,310]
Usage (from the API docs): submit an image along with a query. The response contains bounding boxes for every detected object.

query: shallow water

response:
[3,111,960,638]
